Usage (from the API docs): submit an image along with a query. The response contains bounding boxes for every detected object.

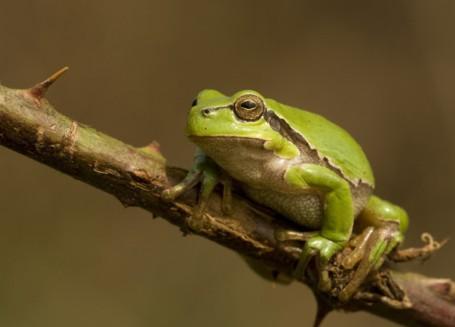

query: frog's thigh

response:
[358,195,409,235]
[285,164,354,243]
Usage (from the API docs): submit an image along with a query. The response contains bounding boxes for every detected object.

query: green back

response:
[267,98,375,186]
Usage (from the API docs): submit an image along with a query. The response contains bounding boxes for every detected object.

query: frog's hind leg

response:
[339,223,401,302]
[358,196,409,236]
[338,196,408,301]
[342,196,409,268]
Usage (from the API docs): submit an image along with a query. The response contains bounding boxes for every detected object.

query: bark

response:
[0,69,453,326]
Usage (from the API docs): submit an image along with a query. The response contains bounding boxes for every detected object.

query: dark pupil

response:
[191,98,198,107]
[241,100,256,110]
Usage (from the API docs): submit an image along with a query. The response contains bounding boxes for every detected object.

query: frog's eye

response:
[233,94,265,121]
[191,98,198,107]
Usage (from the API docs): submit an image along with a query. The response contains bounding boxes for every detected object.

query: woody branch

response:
[0,69,454,327]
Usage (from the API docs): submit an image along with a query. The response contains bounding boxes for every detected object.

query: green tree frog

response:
[163,89,409,300]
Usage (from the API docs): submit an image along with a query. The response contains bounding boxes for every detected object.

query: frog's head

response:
[186,89,299,162]
[187,89,270,139]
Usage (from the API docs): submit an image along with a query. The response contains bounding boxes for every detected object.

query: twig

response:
[0,68,454,326]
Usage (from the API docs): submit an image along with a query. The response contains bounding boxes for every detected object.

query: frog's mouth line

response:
[188,134,267,144]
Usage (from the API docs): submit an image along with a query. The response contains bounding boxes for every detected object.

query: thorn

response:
[29,66,69,99]
[139,141,163,156]
[145,141,161,153]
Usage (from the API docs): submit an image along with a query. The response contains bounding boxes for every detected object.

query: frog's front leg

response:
[162,148,231,231]
[284,164,354,291]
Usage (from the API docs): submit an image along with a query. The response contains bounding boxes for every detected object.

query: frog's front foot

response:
[296,235,343,291]
[162,176,219,233]
[277,230,343,292]
[161,150,233,234]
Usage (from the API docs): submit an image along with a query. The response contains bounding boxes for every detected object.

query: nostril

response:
[202,109,211,116]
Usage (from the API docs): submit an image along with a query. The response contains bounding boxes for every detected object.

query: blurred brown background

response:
[1,1,454,326]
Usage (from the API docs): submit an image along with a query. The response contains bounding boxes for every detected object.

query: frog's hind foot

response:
[338,223,401,302]
[389,232,447,263]
[340,226,375,269]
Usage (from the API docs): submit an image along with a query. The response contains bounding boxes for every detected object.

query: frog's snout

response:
[190,107,220,125]
[186,105,234,138]
[186,107,214,136]
[201,108,217,117]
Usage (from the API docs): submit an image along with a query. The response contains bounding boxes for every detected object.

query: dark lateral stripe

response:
[264,110,317,156]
